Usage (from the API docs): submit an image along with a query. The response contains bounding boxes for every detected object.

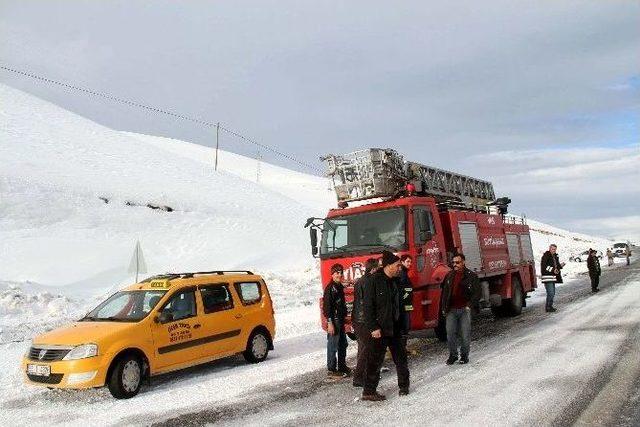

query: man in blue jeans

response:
[440,253,480,365]
[323,263,350,378]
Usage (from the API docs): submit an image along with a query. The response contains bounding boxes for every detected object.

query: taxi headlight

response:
[63,344,98,360]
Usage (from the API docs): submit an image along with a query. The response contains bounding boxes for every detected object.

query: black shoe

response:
[446,354,458,365]
[592,288,600,293]
[459,355,469,364]
[545,307,557,313]
[362,392,386,401]
[352,380,364,388]
[338,366,352,377]
[328,370,347,378]
[399,388,409,396]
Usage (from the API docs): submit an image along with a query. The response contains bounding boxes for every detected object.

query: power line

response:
[219,125,319,171]
[0,64,320,173]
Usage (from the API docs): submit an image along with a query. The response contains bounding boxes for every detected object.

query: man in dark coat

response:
[440,253,481,365]
[361,250,409,401]
[322,263,349,377]
[587,248,601,293]
[540,244,565,312]
[351,258,379,387]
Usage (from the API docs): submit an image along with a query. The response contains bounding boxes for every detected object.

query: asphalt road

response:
[154,260,640,427]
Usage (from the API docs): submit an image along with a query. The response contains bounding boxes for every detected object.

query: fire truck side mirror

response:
[310,228,319,255]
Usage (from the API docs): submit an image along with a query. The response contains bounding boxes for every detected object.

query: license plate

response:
[27,364,51,377]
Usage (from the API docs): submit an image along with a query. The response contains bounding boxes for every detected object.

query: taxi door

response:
[150,287,206,370]
[196,283,243,359]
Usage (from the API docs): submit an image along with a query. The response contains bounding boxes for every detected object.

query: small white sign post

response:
[128,240,148,283]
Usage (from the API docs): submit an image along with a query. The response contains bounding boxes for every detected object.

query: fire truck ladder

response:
[406,162,496,205]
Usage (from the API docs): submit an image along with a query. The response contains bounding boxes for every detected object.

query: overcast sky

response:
[1,0,638,241]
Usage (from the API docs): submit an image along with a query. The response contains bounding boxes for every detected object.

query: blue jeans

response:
[446,308,471,358]
[327,321,348,371]
[544,282,556,309]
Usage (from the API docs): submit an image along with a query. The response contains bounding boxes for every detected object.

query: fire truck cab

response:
[306,148,536,340]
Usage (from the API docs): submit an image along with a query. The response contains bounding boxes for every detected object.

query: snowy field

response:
[0,83,632,425]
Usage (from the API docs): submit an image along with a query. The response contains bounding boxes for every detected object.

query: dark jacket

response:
[440,267,481,315]
[363,269,400,337]
[352,273,373,324]
[397,267,414,313]
[541,251,563,283]
[322,281,347,326]
[587,253,601,277]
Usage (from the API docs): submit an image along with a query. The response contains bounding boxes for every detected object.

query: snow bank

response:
[0,281,86,344]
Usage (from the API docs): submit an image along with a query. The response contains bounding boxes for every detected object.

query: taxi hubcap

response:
[252,334,268,359]
[122,360,140,392]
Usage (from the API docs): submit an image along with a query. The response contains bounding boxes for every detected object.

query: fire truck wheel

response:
[435,318,447,342]
[505,277,524,317]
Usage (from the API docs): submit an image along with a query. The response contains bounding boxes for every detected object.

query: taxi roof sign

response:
[148,279,171,289]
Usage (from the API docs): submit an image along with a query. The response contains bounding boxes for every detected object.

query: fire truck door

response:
[413,206,440,275]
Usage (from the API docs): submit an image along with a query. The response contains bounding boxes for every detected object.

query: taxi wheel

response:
[108,354,142,399]
[243,330,270,363]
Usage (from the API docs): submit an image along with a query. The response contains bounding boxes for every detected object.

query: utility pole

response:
[256,150,261,183]
[214,122,220,171]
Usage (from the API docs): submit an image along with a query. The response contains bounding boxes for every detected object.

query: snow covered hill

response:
[0,82,336,339]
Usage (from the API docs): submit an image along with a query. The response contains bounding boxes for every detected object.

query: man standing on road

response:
[625,246,632,266]
[541,244,565,313]
[323,263,350,378]
[362,251,409,401]
[398,255,414,342]
[587,248,601,293]
[606,248,614,267]
[440,253,481,365]
[351,258,379,388]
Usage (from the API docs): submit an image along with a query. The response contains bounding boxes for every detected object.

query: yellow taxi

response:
[22,270,276,398]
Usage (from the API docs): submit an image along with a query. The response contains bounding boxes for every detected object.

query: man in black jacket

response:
[540,244,565,312]
[323,263,350,378]
[440,253,481,365]
[587,248,601,293]
[362,251,409,401]
[352,258,379,388]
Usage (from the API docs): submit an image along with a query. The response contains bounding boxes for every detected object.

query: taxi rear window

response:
[235,282,262,305]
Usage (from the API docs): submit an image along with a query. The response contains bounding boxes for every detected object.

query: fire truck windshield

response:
[320,207,406,257]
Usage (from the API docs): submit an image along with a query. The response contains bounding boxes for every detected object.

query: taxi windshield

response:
[81,290,167,322]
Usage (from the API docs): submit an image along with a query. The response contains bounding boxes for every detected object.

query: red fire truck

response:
[305,148,536,340]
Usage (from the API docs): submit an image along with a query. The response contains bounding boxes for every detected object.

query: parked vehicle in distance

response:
[613,242,629,257]
[569,250,603,263]
[22,271,275,399]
